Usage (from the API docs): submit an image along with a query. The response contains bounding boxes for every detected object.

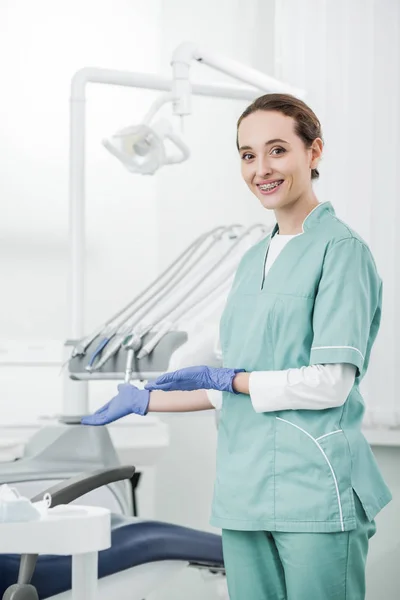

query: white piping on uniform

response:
[312,345,364,362]
[301,201,330,232]
[316,429,343,441]
[276,417,344,531]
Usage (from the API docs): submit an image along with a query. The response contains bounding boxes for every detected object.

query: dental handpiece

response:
[123,333,142,383]
[124,348,135,383]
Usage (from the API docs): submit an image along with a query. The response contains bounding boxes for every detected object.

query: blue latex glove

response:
[145,365,245,394]
[81,383,150,426]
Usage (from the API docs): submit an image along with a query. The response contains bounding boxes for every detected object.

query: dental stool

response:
[0,467,225,600]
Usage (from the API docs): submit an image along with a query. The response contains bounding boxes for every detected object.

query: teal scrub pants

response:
[221,494,376,600]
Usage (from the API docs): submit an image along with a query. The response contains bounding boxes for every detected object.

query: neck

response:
[274,191,319,235]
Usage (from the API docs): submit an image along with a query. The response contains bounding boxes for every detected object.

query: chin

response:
[257,193,287,210]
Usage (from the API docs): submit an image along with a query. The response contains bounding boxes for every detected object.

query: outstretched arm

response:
[148,389,214,412]
[81,384,215,426]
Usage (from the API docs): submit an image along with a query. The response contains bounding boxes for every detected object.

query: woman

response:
[82,94,392,600]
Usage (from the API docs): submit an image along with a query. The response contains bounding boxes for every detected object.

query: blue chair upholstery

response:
[0,515,224,599]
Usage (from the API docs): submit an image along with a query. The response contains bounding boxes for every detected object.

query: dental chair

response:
[0,428,226,600]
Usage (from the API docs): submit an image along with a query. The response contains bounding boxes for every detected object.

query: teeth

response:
[259,181,282,190]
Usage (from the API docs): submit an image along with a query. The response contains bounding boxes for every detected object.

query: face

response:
[237,110,322,210]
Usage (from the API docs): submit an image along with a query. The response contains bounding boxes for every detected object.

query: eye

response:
[270,147,286,156]
[241,152,254,161]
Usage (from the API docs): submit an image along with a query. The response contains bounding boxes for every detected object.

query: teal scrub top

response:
[210,201,392,533]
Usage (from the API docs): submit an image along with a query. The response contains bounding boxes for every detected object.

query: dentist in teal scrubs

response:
[83,93,392,600]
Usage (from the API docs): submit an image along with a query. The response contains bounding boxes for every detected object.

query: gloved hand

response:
[81,383,150,426]
[145,365,245,394]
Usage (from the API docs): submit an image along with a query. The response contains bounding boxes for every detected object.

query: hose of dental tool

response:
[71,225,236,358]
[111,227,236,335]
[71,226,223,358]
[87,336,115,369]
[83,230,228,371]
[72,231,209,357]
[87,226,243,371]
[79,233,212,365]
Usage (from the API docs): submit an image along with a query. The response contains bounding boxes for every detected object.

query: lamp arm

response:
[170,41,305,117]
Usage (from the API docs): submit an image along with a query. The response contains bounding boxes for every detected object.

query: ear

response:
[310,137,323,170]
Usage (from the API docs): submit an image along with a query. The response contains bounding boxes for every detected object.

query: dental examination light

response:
[65,42,304,420]
[101,42,305,176]
[102,93,190,175]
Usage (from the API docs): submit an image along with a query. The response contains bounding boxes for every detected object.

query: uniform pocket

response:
[274,418,355,531]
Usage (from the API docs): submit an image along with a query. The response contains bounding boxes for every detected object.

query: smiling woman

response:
[153,95,391,599]
[236,94,324,234]
[82,92,392,600]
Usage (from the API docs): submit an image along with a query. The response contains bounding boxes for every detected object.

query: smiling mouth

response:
[257,180,284,194]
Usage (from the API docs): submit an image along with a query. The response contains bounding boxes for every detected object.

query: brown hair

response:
[237,93,323,180]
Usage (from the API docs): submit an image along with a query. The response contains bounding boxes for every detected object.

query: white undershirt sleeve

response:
[249,363,356,413]
[206,389,223,410]
[206,363,355,412]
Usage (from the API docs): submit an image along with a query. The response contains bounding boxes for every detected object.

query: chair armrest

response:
[30,465,135,507]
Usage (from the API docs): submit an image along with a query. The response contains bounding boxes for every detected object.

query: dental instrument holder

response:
[124,348,135,383]
[66,329,188,385]
[122,334,141,383]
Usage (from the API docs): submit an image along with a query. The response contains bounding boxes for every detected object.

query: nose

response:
[254,155,273,179]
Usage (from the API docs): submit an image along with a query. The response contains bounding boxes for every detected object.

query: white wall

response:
[275,1,400,597]
[0,0,162,418]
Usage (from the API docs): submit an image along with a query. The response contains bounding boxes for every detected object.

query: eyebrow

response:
[238,138,289,152]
